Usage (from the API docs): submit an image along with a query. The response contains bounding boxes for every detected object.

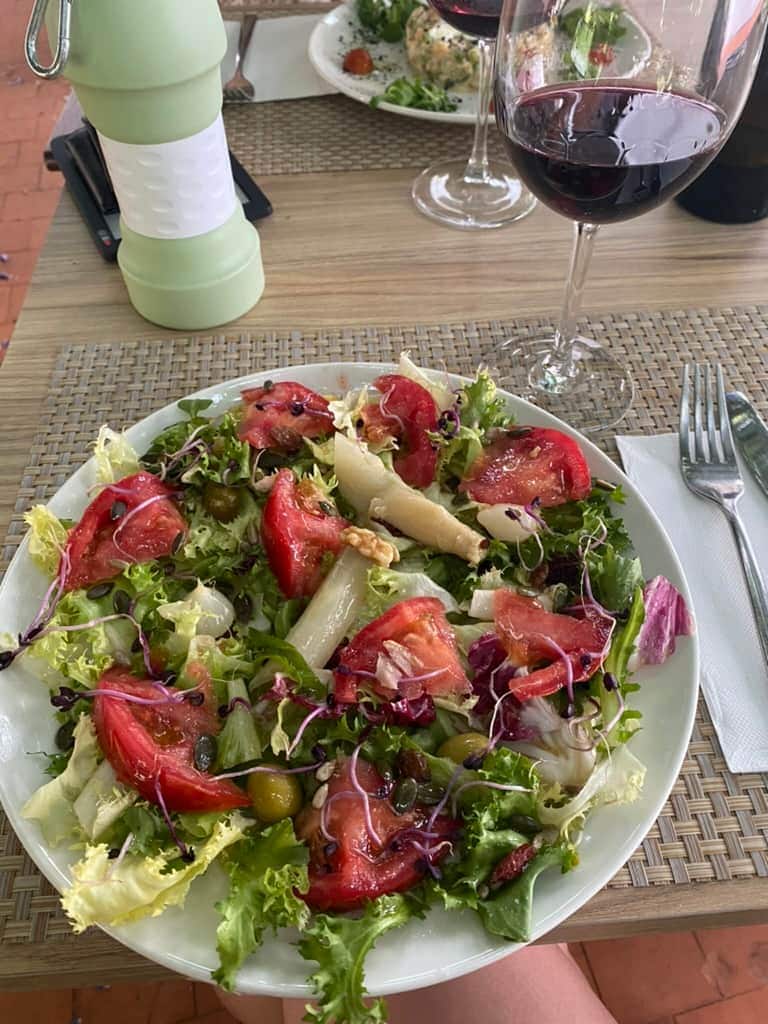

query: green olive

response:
[247,768,303,823]
[203,482,242,523]
[438,732,489,765]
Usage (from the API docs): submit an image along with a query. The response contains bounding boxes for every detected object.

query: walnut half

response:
[340,526,400,568]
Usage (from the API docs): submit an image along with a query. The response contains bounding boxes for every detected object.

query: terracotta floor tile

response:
[695,924,768,998]
[583,932,721,1024]
[568,942,601,997]
[194,983,225,1017]
[73,982,161,1024]
[675,986,768,1024]
[179,1011,239,1024]
[149,980,197,1024]
[0,988,72,1023]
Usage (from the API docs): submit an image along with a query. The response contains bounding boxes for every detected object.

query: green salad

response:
[0,355,693,1023]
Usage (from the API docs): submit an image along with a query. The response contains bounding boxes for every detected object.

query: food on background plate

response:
[333,0,641,115]
[404,6,480,92]
[0,356,694,1024]
[343,47,376,76]
[370,76,459,112]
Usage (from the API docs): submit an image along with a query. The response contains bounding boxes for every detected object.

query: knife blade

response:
[726,390,768,499]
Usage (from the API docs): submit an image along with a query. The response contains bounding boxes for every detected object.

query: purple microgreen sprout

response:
[377,384,406,435]
[451,779,532,814]
[320,788,356,844]
[106,831,135,878]
[112,493,173,551]
[50,681,205,712]
[534,632,575,708]
[218,696,253,718]
[153,778,195,863]
[287,704,328,758]
[350,742,383,848]
[214,760,323,781]
[437,407,461,438]
[427,764,464,831]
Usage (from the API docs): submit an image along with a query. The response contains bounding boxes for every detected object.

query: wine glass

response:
[491,0,768,428]
[411,0,538,228]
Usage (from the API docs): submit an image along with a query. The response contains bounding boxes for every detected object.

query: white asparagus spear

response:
[334,434,485,565]
[284,547,369,669]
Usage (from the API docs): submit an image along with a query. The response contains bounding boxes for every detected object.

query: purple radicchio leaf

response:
[635,576,695,666]
[466,633,535,741]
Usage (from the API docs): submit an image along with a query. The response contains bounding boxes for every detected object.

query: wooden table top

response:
[2,166,768,988]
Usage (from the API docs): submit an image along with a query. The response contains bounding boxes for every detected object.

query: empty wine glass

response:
[489,0,767,428]
[411,0,537,228]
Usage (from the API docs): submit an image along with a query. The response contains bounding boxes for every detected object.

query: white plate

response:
[0,362,698,997]
[308,2,653,127]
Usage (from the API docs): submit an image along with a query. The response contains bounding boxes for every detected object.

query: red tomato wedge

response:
[460,427,592,508]
[334,597,470,704]
[93,667,249,813]
[62,472,186,592]
[493,590,611,701]
[239,381,333,452]
[261,469,349,599]
[296,756,456,912]
[362,374,439,489]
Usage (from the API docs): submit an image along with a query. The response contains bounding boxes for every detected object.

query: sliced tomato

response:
[363,375,439,489]
[62,472,186,592]
[493,589,611,700]
[261,469,349,599]
[334,597,470,704]
[460,427,592,508]
[239,381,333,453]
[93,667,249,813]
[296,756,456,912]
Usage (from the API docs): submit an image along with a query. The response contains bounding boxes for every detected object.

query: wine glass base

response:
[411,158,537,229]
[486,335,634,432]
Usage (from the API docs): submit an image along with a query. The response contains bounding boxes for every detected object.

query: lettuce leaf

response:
[22,714,102,845]
[24,505,67,575]
[478,844,569,942]
[396,352,455,411]
[538,744,646,840]
[591,546,643,614]
[141,408,251,490]
[62,812,249,932]
[93,426,140,485]
[437,748,540,902]
[364,565,459,622]
[21,589,123,688]
[433,370,513,482]
[299,894,415,1024]
[217,677,262,769]
[213,820,310,990]
[73,758,138,841]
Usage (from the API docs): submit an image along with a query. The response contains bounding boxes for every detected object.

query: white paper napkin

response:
[616,432,768,773]
[221,15,336,102]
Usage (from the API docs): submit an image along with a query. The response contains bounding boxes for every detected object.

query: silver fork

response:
[223,15,257,103]
[679,363,768,670]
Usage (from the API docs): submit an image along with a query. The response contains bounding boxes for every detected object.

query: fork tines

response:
[679,363,737,466]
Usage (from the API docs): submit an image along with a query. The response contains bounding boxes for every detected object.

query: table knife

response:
[726,390,768,499]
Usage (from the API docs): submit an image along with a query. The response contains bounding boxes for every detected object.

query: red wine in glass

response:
[428,0,502,38]
[495,83,726,224]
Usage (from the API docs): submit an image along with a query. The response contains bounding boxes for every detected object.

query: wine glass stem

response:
[550,221,599,379]
[464,37,493,183]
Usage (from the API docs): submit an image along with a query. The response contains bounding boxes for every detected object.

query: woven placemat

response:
[2,305,768,949]
[224,96,507,175]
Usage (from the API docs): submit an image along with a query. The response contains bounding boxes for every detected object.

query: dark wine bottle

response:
[677,39,768,223]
